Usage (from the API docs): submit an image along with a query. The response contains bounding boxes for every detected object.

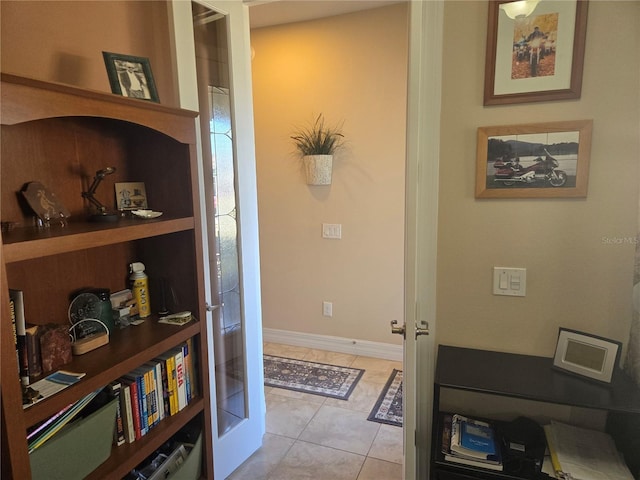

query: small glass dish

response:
[131,209,163,219]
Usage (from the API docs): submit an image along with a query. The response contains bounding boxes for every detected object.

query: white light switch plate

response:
[322,223,342,239]
[493,267,526,296]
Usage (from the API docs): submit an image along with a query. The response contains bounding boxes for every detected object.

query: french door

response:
[403,2,443,479]
[170,1,265,478]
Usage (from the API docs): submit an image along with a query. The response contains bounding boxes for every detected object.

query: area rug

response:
[263,355,365,400]
[367,369,403,427]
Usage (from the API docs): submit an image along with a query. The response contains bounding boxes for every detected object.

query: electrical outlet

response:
[322,301,333,317]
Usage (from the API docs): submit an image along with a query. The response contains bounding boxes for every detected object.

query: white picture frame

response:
[553,328,621,384]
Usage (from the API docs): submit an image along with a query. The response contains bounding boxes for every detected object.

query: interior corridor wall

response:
[251,4,408,345]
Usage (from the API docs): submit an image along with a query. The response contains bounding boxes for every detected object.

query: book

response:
[9,289,29,386]
[451,414,500,462]
[152,360,165,421]
[119,380,136,444]
[442,414,503,471]
[186,337,198,398]
[28,388,102,452]
[124,378,143,440]
[155,355,171,418]
[174,348,187,411]
[25,325,43,379]
[123,369,148,436]
[142,362,161,427]
[110,381,126,446]
[24,370,86,409]
[182,342,191,403]
[8,294,20,381]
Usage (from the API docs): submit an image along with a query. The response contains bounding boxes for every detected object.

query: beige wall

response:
[2,1,638,357]
[0,1,177,106]
[438,1,640,359]
[251,4,408,345]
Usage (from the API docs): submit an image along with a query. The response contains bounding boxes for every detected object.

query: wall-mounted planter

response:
[303,154,333,185]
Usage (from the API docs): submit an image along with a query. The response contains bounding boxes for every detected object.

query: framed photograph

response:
[553,328,621,384]
[484,0,588,105]
[115,182,148,211]
[475,119,592,199]
[102,51,159,102]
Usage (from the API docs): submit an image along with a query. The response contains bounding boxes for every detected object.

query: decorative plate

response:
[131,209,163,219]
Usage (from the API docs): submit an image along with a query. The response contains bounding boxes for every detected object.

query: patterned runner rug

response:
[367,369,403,427]
[263,355,365,400]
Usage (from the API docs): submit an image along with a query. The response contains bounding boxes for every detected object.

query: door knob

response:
[415,320,429,338]
[390,320,406,337]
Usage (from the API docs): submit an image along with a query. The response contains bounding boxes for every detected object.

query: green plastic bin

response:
[29,398,117,480]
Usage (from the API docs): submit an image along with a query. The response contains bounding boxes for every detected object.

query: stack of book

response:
[441,414,503,471]
[112,339,198,446]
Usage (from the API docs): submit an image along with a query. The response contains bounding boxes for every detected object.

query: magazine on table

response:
[442,414,503,471]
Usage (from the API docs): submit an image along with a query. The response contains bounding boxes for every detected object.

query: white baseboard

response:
[262,328,403,362]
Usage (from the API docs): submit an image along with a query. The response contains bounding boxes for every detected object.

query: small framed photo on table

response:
[553,328,622,384]
[102,52,159,102]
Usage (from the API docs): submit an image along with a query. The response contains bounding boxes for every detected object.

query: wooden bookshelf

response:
[1,74,213,479]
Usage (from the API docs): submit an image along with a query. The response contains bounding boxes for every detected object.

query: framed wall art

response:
[102,51,159,102]
[483,0,588,105]
[475,119,592,199]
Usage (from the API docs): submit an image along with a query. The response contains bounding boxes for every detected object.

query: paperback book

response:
[442,414,503,471]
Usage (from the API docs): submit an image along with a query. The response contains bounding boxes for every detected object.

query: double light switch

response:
[493,267,526,297]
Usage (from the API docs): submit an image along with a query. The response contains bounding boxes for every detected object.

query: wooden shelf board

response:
[3,217,194,263]
[84,398,204,480]
[23,320,201,428]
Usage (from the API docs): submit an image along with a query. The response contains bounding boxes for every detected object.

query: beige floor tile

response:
[323,379,385,413]
[350,356,402,384]
[269,386,328,405]
[227,433,295,480]
[266,393,322,438]
[268,440,365,480]
[299,404,380,455]
[302,349,358,367]
[367,424,403,464]
[357,457,403,480]
[264,342,310,359]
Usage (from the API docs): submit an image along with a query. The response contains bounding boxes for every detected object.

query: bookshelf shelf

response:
[431,345,640,480]
[85,397,204,480]
[1,74,213,479]
[3,216,195,263]
[22,321,201,428]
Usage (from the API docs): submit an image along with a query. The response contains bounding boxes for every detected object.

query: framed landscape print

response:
[475,120,592,199]
[483,0,588,105]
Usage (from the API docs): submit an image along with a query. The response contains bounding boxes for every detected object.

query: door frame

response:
[404,1,443,479]
[169,1,266,478]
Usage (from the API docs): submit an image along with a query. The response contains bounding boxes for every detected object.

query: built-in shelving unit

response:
[0,73,213,479]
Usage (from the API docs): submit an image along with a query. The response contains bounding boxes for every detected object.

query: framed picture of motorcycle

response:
[475,119,593,199]
[483,0,588,106]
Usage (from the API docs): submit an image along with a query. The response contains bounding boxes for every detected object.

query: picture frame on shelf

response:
[553,327,621,384]
[115,182,148,211]
[102,52,159,102]
[475,119,592,199]
[483,0,588,106]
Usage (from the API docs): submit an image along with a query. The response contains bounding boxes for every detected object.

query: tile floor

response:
[227,343,404,480]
